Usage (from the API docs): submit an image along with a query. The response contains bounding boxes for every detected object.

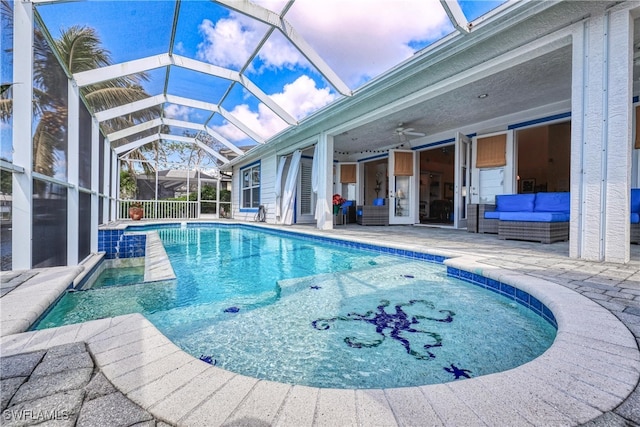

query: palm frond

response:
[0,98,12,122]
[33,118,64,177]
[55,26,111,73]
[83,84,158,114]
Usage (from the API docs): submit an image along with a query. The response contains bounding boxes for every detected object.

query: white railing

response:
[118,200,198,220]
[118,200,233,220]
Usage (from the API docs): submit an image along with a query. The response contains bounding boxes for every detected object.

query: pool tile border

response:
[447,266,557,328]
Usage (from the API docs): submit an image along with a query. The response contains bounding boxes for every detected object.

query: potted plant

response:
[332,193,346,215]
[129,202,144,220]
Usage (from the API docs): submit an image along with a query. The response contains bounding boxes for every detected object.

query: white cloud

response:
[257,30,306,70]
[216,103,286,142]
[174,41,185,55]
[271,75,336,120]
[196,13,305,72]
[212,75,337,142]
[164,104,193,121]
[197,1,450,87]
[196,17,263,69]
[284,0,451,87]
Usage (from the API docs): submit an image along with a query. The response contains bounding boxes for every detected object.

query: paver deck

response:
[1,221,639,426]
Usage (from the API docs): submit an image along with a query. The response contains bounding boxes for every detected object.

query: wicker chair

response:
[356,198,389,226]
[477,203,498,234]
[631,189,640,244]
[632,224,640,244]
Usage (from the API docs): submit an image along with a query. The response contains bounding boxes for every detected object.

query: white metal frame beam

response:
[95,94,262,148]
[217,106,265,144]
[204,125,243,155]
[73,53,296,125]
[12,1,34,269]
[108,118,162,142]
[161,118,244,155]
[114,134,159,155]
[440,0,470,33]
[96,93,264,145]
[115,133,231,165]
[95,94,165,122]
[160,134,230,164]
[67,81,80,265]
[110,116,240,158]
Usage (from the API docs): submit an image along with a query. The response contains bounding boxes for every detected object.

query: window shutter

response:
[300,162,313,214]
[476,134,506,168]
[394,151,413,176]
[340,164,356,183]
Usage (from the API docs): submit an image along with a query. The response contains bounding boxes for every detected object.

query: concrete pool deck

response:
[1,221,639,426]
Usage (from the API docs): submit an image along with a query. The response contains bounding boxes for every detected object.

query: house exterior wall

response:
[226,1,639,262]
[232,149,278,223]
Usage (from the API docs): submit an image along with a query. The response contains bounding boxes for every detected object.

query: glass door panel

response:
[389,150,415,225]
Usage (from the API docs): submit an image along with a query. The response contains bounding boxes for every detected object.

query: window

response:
[241,163,260,209]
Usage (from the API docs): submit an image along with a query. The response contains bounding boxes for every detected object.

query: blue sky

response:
[1,2,12,162]
[4,0,508,160]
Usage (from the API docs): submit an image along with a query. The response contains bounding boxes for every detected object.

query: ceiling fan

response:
[394,123,425,137]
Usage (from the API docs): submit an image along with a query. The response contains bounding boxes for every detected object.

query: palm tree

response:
[0,1,13,125]
[31,24,160,177]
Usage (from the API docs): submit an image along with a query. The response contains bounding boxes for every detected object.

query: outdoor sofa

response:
[479,192,570,243]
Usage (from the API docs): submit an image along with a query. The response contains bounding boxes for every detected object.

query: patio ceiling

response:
[32,0,514,169]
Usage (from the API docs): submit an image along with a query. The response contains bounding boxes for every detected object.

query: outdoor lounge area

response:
[477,192,570,244]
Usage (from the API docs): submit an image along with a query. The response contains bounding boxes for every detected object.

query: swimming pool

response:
[36,224,556,388]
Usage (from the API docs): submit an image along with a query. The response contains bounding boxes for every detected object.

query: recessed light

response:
[478,93,489,99]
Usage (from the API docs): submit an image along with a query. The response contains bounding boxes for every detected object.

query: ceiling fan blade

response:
[403,127,415,132]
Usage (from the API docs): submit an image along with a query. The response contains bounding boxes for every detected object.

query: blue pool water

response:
[36,225,556,388]
[90,266,144,289]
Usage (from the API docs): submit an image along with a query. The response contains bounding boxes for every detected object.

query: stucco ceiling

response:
[333,45,573,154]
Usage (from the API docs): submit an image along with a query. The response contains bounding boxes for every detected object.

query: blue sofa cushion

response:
[534,192,570,213]
[484,211,501,219]
[499,211,569,222]
[632,213,640,224]
[495,194,535,212]
[373,198,385,206]
[632,189,640,214]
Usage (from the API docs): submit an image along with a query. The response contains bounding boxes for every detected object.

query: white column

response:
[197,168,201,219]
[12,1,33,269]
[103,137,111,222]
[570,6,634,263]
[67,82,80,265]
[111,150,118,220]
[315,132,334,230]
[216,177,221,219]
[90,117,100,252]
